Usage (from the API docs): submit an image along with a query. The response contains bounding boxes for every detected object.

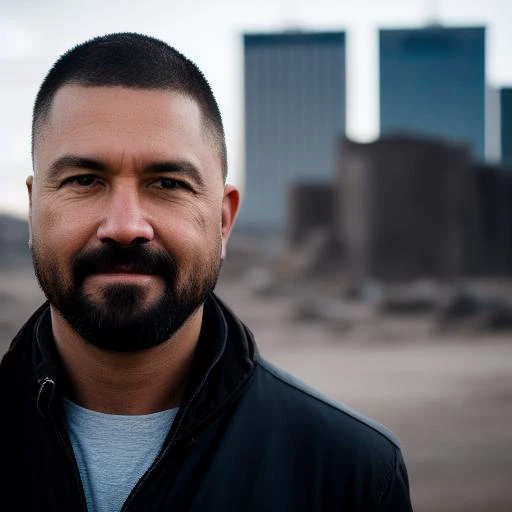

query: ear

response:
[220,184,240,259]
[26,175,33,247]
[26,175,33,208]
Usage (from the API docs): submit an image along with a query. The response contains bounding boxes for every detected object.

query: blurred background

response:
[1,1,512,510]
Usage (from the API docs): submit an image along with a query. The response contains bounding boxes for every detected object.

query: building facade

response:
[379,26,486,160]
[501,88,512,166]
[240,31,346,231]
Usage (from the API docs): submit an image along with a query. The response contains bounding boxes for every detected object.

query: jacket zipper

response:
[40,378,89,512]
[120,340,226,512]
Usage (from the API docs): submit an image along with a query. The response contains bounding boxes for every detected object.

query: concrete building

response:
[338,135,475,290]
[240,31,346,231]
[379,26,486,160]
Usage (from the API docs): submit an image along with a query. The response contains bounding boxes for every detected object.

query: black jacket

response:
[0,294,413,511]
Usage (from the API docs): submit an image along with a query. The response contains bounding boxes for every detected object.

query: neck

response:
[49,306,203,415]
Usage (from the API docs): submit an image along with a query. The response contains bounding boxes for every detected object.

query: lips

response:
[93,263,153,275]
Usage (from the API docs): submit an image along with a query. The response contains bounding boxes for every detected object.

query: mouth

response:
[87,264,158,282]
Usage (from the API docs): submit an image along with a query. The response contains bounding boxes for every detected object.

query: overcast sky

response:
[1,0,511,217]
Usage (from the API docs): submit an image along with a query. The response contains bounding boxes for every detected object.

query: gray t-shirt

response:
[63,398,178,512]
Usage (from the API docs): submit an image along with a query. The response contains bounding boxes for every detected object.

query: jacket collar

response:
[174,292,257,442]
[21,293,257,431]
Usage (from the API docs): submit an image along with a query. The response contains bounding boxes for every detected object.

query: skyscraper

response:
[501,88,512,166]
[240,31,346,231]
[379,26,486,160]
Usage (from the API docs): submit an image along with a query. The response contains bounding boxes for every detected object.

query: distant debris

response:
[434,286,512,333]
[242,267,281,297]
[280,228,338,278]
[376,281,439,314]
[292,297,353,332]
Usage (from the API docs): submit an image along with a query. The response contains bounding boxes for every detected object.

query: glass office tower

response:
[241,31,346,231]
[379,26,486,160]
[501,88,512,166]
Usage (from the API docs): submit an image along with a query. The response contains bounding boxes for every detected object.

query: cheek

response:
[31,199,92,264]
[158,214,222,272]
[156,198,222,246]
[191,197,224,237]
[172,197,216,230]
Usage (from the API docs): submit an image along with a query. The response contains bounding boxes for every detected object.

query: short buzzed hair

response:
[32,32,227,179]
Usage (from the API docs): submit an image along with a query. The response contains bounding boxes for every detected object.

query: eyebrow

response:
[145,161,205,187]
[46,155,205,187]
[46,155,106,180]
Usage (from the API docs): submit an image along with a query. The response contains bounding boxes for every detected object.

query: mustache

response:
[72,244,177,283]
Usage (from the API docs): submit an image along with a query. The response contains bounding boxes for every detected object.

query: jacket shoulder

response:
[257,357,401,449]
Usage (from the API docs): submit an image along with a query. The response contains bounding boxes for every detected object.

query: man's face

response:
[28,85,238,352]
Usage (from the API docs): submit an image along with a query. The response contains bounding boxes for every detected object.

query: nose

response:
[96,185,154,246]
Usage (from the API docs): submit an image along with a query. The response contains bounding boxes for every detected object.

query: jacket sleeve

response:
[379,448,414,511]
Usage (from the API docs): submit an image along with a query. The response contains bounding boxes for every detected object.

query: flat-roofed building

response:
[501,88,512,166]
[240,31,346,231]
[379,26,486,160]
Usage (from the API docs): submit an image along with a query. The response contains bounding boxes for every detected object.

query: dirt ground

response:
[1,268,511,512]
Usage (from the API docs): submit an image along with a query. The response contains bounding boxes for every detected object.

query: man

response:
[0,33,413,511]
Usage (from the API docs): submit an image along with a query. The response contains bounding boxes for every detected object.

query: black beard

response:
[32,242,220,352]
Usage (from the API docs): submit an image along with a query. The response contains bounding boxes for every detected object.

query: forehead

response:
[34,85,219,173]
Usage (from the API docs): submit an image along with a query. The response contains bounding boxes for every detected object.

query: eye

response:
[62,174,99,187]
[152,177,188,190]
